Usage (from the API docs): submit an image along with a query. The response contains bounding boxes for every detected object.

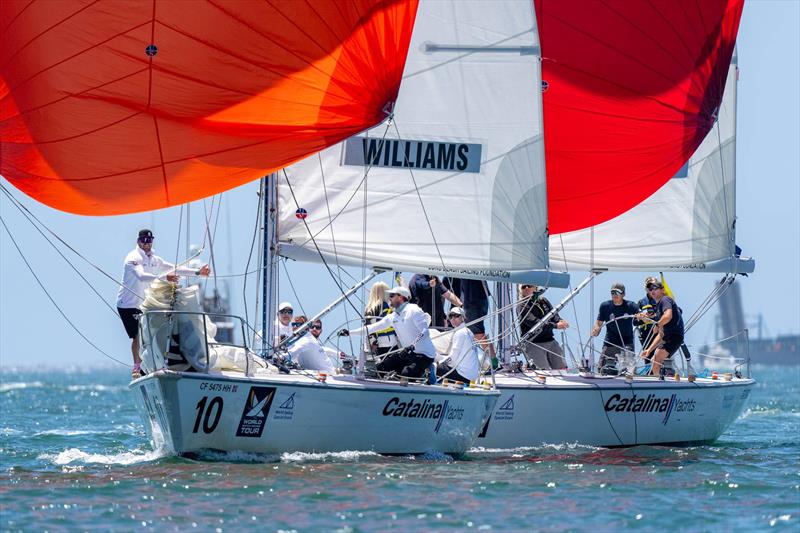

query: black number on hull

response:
[193,396,224,434]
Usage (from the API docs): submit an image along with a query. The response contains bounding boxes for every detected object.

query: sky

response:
[1,0,799,368]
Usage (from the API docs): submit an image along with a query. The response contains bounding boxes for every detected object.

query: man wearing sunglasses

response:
[518,284,569,370]
[436,307,481,384]
[339,286,436,379]
[590,283,639,375]
[117,229,210,378]
[639,281,685,377]
[289,319,340,373]
[635,276,660,361]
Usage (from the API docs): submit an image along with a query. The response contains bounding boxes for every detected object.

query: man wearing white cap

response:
[340,286,435,379]
[274,302,295,345]
[436,307,481,384]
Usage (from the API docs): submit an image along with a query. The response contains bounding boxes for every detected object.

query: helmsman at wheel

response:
[116,229,210,378]
[340,286,436,379]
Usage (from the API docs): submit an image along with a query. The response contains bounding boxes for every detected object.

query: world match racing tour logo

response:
[603,393,696,425]
[382,397,464,433]
[344,137,482,173]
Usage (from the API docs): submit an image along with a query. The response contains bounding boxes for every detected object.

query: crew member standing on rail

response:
[117,229,210,379]
[339,286,436,379]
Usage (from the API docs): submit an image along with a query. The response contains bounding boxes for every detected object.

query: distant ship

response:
[709,280,799,365]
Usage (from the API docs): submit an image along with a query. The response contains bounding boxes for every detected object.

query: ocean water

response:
[1,366,797,532]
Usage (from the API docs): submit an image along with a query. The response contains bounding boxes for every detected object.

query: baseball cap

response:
[278,301,293,312]
[448,307,465,316]
[644,276,659,288]
[387,286,411,299]
[138,229,154,239]
[611,282,625,294]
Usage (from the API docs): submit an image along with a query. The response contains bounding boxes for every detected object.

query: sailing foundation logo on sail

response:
[343,137,482,173]
[382,397,464,433]
[236,386,276,437]
[603,393,696,425]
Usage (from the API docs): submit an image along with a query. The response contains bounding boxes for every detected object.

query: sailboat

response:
[479,5,756,448]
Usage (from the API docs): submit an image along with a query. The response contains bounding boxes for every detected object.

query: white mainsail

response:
[278,0,567,287]
[549,52,754,274]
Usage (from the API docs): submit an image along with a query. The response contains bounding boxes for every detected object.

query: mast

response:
[261,175,279,356]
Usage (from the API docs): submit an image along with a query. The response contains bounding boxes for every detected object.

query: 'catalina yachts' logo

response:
[603,393,696,425]
[382,397,464,433]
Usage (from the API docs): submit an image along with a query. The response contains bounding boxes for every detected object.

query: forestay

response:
[549,53,754,274]
[278,0,567,287]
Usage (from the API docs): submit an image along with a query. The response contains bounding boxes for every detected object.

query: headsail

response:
[537,0,745,234]
[550,52,753,274]
[278,0,567,287]
[0,0,418,215]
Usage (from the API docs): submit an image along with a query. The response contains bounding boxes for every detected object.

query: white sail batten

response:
[278,0,568,288]
[549,54,754,274]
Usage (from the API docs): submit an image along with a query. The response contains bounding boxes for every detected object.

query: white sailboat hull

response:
[132,369,498,456]
[477,373,754,448]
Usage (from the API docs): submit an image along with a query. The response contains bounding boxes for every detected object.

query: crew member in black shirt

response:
[409,274,461,329]
[591,283,640,375]
[639,280,685,377]
[518,284,569,370]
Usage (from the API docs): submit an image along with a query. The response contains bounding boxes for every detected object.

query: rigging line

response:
[282,169,364,318]
[0,217,127,367]
[0,195,120,318]
[390,120,448,271]
[0,183,139,298]
[173,203,184,272]
[558,234,584,344]
[293,121,392,249]
[242,182,264,344]
[202,195,219,293]
[281,258,307,316]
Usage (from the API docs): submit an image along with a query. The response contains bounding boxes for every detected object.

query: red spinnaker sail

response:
[0,0,418,215]
[537,0,744,234]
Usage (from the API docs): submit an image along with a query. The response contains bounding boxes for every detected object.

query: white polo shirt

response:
[444,324,480,381]
[349,302,436,358]
[116,246,197,309]
[288,334,339,373]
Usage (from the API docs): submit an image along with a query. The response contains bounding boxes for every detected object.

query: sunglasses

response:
[309,325,322,330]
[611,290,623,295]
[448,314,462,319]
[290,322,304,327]
[647,286,660,291]
[279,309,294,315]
[138,237,154,244]
[521,285,533,289]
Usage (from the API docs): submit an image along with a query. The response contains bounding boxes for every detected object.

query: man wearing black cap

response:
[639,280,685,377]
[116,229,210,378]
[591,283,640,375]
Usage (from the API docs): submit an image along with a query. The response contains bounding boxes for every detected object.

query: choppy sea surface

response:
[1,365,797,532]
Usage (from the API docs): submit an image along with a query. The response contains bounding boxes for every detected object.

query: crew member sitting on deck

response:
[518,284,569,370]
[339,286,436,379]
[591,283,640,375]
[289,319,340,373]
[639,280,685,378]
[436,307,481,384]
[117,228,210,379]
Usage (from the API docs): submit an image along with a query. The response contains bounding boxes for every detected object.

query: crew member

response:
[117,229,210,378]
[636,276,660,361]
[518,284,569,370]
[640,280,685,377]
[444,277,494,357]
[409,274,462,329]
[340,286,436,379]
[364,281,397,356]
[591,283,639,375]
[436,307,481,384]
[274,302,295,345]
[289,319,341,373]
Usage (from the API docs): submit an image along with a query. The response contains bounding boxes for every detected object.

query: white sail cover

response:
[278,0,567,287]
[549,52,753,274]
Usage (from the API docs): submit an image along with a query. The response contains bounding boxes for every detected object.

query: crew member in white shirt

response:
[116,229,209,378]
[339,286,435,379]
[275,302,295,345]
[436,307,480,384]
[289,319,341,373]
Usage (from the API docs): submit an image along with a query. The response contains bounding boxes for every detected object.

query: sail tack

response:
[550,53,753,273]
[0,0,418,214]
[278,0,567,287]
[537,0,745,234]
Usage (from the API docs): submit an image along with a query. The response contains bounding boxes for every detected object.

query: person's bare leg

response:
[651,348,667,376]
[132,336,140,365]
